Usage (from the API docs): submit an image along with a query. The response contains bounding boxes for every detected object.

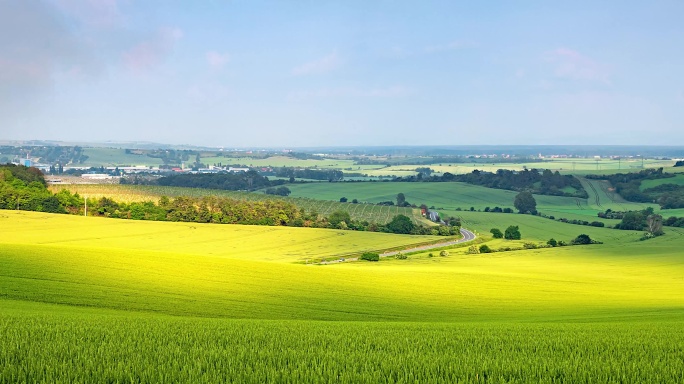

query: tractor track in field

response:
[317,228,477,265]
[579,178,602,208]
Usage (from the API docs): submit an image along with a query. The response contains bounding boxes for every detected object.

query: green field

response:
[285,181,675,222]
[640,173,684,190]
[1,210,684,381]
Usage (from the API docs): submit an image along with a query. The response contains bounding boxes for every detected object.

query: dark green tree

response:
[328,210,351,227]
[396,193,406,207]
[514,191,537,214]
[572,234,593,245]
[504,225,521,240]
[385,214,415,234]
[490,228,503,238]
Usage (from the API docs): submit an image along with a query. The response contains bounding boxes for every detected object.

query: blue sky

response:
[1,1,683,147]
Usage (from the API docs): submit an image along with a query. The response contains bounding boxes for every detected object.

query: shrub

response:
[490,228,503,239]
[394,252,408,260]
[571,234,593,245]
[466,246,479,254]
[428,253,434,258]
[360,252,380,262]
[479,244,492,253]
[439,250,449,257]
[523,242,538,249]
[547,238,558,247]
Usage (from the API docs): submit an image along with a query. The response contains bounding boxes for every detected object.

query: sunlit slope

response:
[450,211,644,242]
[2,211,683,322]
[0,210,441,262]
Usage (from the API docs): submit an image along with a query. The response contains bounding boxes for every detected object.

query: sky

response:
[1,0,683,148]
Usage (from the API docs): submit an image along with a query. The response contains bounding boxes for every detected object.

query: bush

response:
[523,242,538,249]
[490,228,503,239]
[428,253,434,258]
[439,250,449,257]
[466,246,479,254]
[479,244,492,253]
[547,238,557,247]
[571,234,593,245]
[394,252,408,260]
[360,252,380,262]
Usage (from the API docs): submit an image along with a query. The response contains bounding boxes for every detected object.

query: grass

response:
[2,210,684,381]
[285,181,672,222]
[2,304,683,383]
[1,210,682,322]
[640,173,684,190]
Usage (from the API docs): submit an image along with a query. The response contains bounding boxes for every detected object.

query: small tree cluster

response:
[360,252,380,262]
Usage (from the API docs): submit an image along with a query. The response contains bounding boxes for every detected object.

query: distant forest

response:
[393,169,588,198]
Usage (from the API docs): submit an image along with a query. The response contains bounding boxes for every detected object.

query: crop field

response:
[1,211,684,381]
[640,173,684,190]
[446,210,640,242]
[358,158,675,178]
[285,181,673,222]
[2,304,682,383]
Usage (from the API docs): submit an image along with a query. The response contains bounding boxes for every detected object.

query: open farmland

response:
[1,210,684,382]
[285,181,672,221]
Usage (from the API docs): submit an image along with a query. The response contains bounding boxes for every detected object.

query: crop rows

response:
[1,313,683,383]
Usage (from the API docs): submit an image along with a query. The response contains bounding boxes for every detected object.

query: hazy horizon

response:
[1,1,683,147]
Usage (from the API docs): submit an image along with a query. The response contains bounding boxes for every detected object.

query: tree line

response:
[1,165,459,236]
[392,169,588,198]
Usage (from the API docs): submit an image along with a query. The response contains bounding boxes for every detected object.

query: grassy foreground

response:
[2,210,684,382]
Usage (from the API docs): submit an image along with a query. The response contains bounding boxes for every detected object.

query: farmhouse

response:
[427,210,440,222]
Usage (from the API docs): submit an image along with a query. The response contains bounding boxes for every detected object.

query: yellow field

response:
[1,210,683,322]
[0,210,442,263]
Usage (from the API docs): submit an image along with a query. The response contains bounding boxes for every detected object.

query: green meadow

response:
[285,180,677,221]
[1,209,684,381]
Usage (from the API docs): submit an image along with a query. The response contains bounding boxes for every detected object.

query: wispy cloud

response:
[122,27,183,73]
[206,51,230,68]
[292,51,341,76]
[544,48,610,84]
[49,0,122,27]
[424,40,475,53]
[288,85,409,100]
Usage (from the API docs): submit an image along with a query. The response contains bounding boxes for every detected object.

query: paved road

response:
[317,228,477,264]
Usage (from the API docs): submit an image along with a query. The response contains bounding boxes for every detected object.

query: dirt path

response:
[317,228,477,264]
